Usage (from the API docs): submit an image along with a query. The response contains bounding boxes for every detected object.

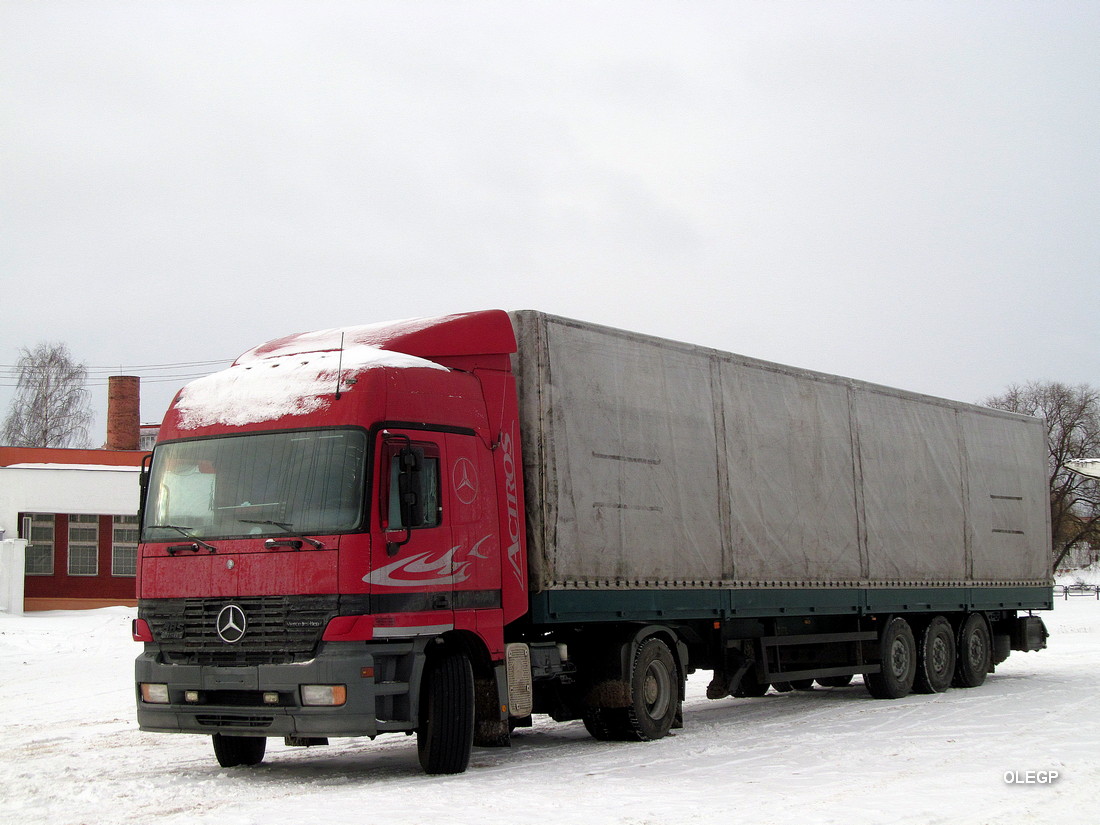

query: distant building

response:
[0,376,152,610]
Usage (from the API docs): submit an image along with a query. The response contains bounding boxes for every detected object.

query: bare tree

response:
[983,381,1100,571]
[2,342,94,448]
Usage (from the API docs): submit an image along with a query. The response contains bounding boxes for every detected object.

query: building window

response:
[68,514,99,576]
[24,514,55,576]
[112,516,139,577]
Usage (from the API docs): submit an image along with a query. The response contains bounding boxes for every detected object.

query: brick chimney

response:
[106,375,141,451]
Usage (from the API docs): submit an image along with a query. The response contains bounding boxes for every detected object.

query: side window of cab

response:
[383,440,441,530]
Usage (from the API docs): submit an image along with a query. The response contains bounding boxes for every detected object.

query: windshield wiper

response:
[240,519,325,549]
[146,524,218,554]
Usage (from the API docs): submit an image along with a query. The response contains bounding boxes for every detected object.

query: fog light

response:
[263,692,280,705]
[140,683,170,704]
[184,690,200,704]
[301,685,347,706]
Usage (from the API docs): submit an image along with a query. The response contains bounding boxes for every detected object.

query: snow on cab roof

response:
[174,320,448,430]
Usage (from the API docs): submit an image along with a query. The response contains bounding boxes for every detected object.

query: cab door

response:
[442,431,501,617]
[367,430,455,635]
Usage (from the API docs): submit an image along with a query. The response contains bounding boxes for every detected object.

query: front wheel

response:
[417,649,475,774]
[212,734,266,767]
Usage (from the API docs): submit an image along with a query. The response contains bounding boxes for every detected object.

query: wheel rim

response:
[968,631,987,668]
[931,635,950,675]
[642,660,672,719]
[890,637,912,679]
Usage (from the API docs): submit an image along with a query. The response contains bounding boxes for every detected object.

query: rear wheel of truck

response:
[211,734,266,767]
[953,613,992,688]
[622,637,679,741]
[583,637,680,742]
[417,649,475,775]
[865,616,916,699]
[914,615,956,694]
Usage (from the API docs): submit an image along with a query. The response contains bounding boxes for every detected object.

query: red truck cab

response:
[135,310,526,773]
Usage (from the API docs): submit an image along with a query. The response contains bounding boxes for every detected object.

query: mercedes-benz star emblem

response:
[216,604,247,644]
[453,457,479,505]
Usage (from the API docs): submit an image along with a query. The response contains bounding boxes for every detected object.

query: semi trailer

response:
[134,310,1052,774]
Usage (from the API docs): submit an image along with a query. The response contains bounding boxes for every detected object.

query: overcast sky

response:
[2,1,1098,442]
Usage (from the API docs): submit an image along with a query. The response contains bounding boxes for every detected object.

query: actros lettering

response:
[500,424,523,587]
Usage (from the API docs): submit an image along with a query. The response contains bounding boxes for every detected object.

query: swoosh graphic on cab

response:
[365,535,492,588]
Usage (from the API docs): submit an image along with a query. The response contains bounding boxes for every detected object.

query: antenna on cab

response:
[334,332,345,400]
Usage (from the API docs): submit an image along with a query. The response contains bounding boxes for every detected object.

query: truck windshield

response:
[142,429,367,542]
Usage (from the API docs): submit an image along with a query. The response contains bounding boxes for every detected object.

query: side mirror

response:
[386,445,425,555]
[137,453,153,533]
[396,446,426,527]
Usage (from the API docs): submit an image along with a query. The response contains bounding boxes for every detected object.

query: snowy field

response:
[2,594,1098,825]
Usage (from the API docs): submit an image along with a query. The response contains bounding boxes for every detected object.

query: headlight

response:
[301,685,347,706]
[140,683,170,704]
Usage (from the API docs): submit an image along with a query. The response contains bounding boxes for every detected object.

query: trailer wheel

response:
[622,637,679,741]
[865,617,916,699]
[914,616,956,694]
[953,613,992,689]
[211,734,266,767]
[417,649,475,774]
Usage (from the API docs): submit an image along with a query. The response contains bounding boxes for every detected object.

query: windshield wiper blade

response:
[146,524,218,553]
[240,519,325,549]
[240,518,294,531]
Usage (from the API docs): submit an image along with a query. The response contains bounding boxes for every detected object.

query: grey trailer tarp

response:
[510,311,1051,593]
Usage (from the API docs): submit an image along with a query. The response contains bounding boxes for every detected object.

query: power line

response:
[0,376,216,389]
[0,359,232,373]
[0,359,232,385]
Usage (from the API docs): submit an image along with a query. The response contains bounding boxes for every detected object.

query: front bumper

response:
[135,639,425,738]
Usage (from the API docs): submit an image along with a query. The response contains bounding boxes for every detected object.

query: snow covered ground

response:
[2,593,1097,825]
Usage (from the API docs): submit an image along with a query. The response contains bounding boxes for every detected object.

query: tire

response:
[582,637,680,742]
[622,637,679,741]
[212,734,266,767]
[953,613,992,688]
[790,679,815,691]
[865,617,916,700]
[914,616,956,694]
[816,675,854,688]
[629,638,677,743]
[417,650,475,775]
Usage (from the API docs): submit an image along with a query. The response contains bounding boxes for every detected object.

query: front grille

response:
[140,595,346,666]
